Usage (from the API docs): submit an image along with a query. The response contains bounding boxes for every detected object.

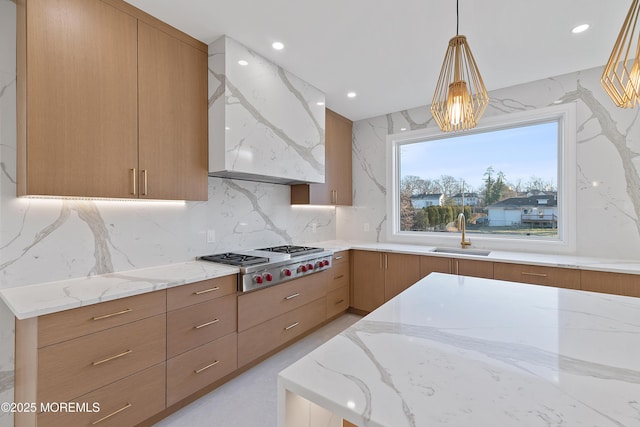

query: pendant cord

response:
[456,0,459,35]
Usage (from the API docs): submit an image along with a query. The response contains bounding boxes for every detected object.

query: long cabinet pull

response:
[91,403,132,425]
[334,256,344,260]
[455,260,459,275]
[335,299,345,305]
[92,308,133,321]
[141,169,148,196]
[194,318,220,329]
[130,168,137,195]
[284,322,300,331]
[194,286,220,295]
[385,254,388,269]
[284,293,300,300]
[194,360,220,374]
[521,272,548,278]
[92,349,133,366]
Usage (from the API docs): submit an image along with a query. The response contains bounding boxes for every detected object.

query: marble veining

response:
[279,273,640,427]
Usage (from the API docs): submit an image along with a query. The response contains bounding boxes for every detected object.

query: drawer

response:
[332,250,349,266]
[37,363,165,427]
[327,262,349,292]
[38,314,166,404]
[237,272,327,332]
[326,286,349,319]
[167,333,238,407]
[38,290,166,348]
[167,293,237,358]
[238,298,326,367]
[494,263,580,289]
[167,275,237,311]
[581,270,640,297]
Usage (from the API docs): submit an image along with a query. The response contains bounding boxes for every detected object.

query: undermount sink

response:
[431,247,491,256]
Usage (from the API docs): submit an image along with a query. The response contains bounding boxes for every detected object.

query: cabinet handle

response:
[141,169,148,196]
[335,299,345,305]
[91,403,132,425]
[92,308,133,321]
[194,318,220,329]
[194,286,220,295]
[334,256,344,260]
[455,260,459,275]
[521,272,548,278]
[385,254,388,269]
[284,322,300,331]
[334,274,345,279]
[194,360,220,374]
[284,293,300,300]
[130,168,137,195]
[92,349,133,366]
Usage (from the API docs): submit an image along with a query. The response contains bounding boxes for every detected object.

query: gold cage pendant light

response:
[601,0,640,108]
[431,0,489,132]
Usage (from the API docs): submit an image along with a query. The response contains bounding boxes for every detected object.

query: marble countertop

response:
[316,239,640,274]
[278,273,640,427]
[0,261,239,320]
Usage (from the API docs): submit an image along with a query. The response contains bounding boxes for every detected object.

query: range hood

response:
[208,36,326,185]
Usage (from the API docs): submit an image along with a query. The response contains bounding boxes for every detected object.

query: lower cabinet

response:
[580,270,640,297]
[420,255,494,279]
[494,262,580,289]
[327,251,350,319]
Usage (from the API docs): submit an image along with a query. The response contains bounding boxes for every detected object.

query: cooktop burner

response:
[199,253,268,267]
[258,245,323,256]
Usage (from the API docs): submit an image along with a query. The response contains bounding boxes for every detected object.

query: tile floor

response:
[154,313,361,427]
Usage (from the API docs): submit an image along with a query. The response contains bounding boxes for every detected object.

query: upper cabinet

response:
[290,109,353,206]
[17,0,208,200]
[208,36,326,185]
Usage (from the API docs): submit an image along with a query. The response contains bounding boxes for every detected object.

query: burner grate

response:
[258,245,323,256]
[200,253,268,266]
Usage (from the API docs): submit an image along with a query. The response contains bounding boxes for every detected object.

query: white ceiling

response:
[125,0,631,121]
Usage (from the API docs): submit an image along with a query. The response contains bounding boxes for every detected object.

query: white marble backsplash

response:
[208,35,326,184]
[338,65,640,260]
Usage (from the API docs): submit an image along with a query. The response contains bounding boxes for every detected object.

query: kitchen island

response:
[278,273,640,426]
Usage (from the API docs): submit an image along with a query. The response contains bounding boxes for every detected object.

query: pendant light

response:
[431,0,489,132]
[601,0,640,108]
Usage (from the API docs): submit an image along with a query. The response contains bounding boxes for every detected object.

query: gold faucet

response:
[458,212,471,248]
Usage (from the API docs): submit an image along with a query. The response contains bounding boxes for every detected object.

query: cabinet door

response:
[581,270,640,297]
[352,251,385,312]
[456,259,494,279]
[384,253,421,300]
[328,109,353,205]
[420,256,452,278]
[20,0,138,198]
[494,263,579,289]
[138,22,208,201]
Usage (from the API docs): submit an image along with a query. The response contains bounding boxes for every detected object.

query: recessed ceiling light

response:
[316,101,325,106]
[238,60,249,66]
[347,92,357,98]
[272,41,284,50]
[571,24,590,34]
[400,127,407,131]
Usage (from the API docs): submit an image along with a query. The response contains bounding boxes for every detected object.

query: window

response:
[387,104,576,253]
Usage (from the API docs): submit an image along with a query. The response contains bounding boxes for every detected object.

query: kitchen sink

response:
[430,247,491,256]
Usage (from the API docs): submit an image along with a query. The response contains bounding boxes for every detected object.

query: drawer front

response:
[327,262,349,292]
[494,263,580,289]
[38,314,166,404]
[581,270,640,297]
[332,250,349,266]
[167,275,237,311]
[167,333,238,407]
[38,290,166,348]
[167,294,237,358]
[237,272,328,332]
[238,298,326,367]
[326,286,349,319]
[37,363,165,427]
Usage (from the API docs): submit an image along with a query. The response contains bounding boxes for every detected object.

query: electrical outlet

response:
[206,229,216,243]
[363,223,370,232]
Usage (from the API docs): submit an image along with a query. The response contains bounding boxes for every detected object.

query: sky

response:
[399,121,558,192]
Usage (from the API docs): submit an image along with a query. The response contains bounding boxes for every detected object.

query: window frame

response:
[386,103,577,253]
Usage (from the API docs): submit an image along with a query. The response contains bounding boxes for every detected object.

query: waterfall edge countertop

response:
[278,273,640,427]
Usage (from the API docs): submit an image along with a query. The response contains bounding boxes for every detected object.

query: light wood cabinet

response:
[494,262,580,289]
[580,270,640,297]
[327,251,350,318]
[17,0,208,200]
[351,251,421,313]
[290,109,352,205]
[419,255,494,279]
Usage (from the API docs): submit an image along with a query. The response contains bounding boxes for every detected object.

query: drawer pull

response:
[194,286,220,295]
[284,293,300,300]
[284,322,300,331]
[334,274,345,280]
[91,403,132,425]
[92,308,133,321]
[335,299,345,305]
[194,318,220,329]
[92,349,133,366]
[521,272,548,278]
[334,256,344,260]
[194,360,220,374]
